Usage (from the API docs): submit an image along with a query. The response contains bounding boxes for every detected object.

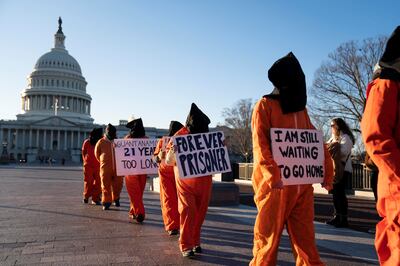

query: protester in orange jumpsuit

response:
[154,120,183,235]
[82,127,103,205]
[166,103,212,258]
[251,52,333,266]
[361,26,400,266]
[125,118,147,223]
[94,124,123,210]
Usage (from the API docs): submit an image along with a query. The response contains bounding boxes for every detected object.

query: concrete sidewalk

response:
[0,167,378,265]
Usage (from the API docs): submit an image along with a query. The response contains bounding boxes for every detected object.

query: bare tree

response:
[309,36,387,133]
[220,98,253,163]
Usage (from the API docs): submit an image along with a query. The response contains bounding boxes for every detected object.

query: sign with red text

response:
[173,131,231,179]
[114,138,158,176]
[270,128,325,185]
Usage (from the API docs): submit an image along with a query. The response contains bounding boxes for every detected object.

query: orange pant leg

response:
[125,175,146,216]
[92,167,101,202]
[100,167,113,204]
[112,175,124,202]
[193,176,212,247]
[159,169,180,231]
[286,186,323,266]
[83,165,94,200]
[375,181,400,265]
[176,182,196,251]
[176,176,212,251]
[251,189,286,266]
[375,217,400,265]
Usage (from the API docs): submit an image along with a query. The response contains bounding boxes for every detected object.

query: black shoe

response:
[114,199,120,207]
[83,198,88,204]
[182,250,195,258]
[192,246,202,253]
[136,214,144,223]
[335,216,348,228]
[102,202,111,210]
[91,200,101,206]
[326,215,340,226]
[168,229,179,236]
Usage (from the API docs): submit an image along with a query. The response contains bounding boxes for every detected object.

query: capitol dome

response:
[34,49,82,75]
[17,17,93,124]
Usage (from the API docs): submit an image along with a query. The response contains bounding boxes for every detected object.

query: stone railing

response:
[237,162,373,191]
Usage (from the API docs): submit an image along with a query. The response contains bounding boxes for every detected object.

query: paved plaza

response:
[0,166,378,265]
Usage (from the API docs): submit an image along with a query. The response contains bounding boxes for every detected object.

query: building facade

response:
[0,18,167,164]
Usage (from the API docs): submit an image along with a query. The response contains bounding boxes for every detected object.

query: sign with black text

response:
[173,131,231,179]
[114,138,158,176]
[270,128,324,185]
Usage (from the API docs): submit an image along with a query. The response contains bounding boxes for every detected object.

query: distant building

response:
[0,18,167,163]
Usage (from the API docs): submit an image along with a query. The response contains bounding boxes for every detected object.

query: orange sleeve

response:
[361,79,400,182]
[94,140,101,162]
[82,140,88,163]
[251,100,281,188]
[154,138,163,155]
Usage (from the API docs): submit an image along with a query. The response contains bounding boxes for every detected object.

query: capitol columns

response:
[64,130,67,150]
[43,130,47,149]
[50,130,54,150]
[29,129,32,147]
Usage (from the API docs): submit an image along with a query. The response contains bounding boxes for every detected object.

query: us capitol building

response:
[0,18,166,164]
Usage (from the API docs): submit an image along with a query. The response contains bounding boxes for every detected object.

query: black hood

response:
[89,127,103,145]
[379,26,400,81]
[168,121,184,136]
[185,103,211,134]
[126,118,145,138]
[266,52,307,114]
[105,124,117,140]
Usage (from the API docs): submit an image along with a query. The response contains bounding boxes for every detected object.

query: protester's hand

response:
[171,145,178,153]
[271,180,284,189]
[321,182,333,191]
[160,150,166,160]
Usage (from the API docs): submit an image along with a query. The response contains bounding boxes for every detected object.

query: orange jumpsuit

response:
[251,97,333,266]
[361,78,400,265]
[125,135,147,219]
[168,127,212,252]
[82,139,101,202]
[94,136,123,205]
[154,138,179,231]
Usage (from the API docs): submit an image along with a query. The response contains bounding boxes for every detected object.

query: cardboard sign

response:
[270,128,325,185]
[173,131,231,179]
[114,138,158,176]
